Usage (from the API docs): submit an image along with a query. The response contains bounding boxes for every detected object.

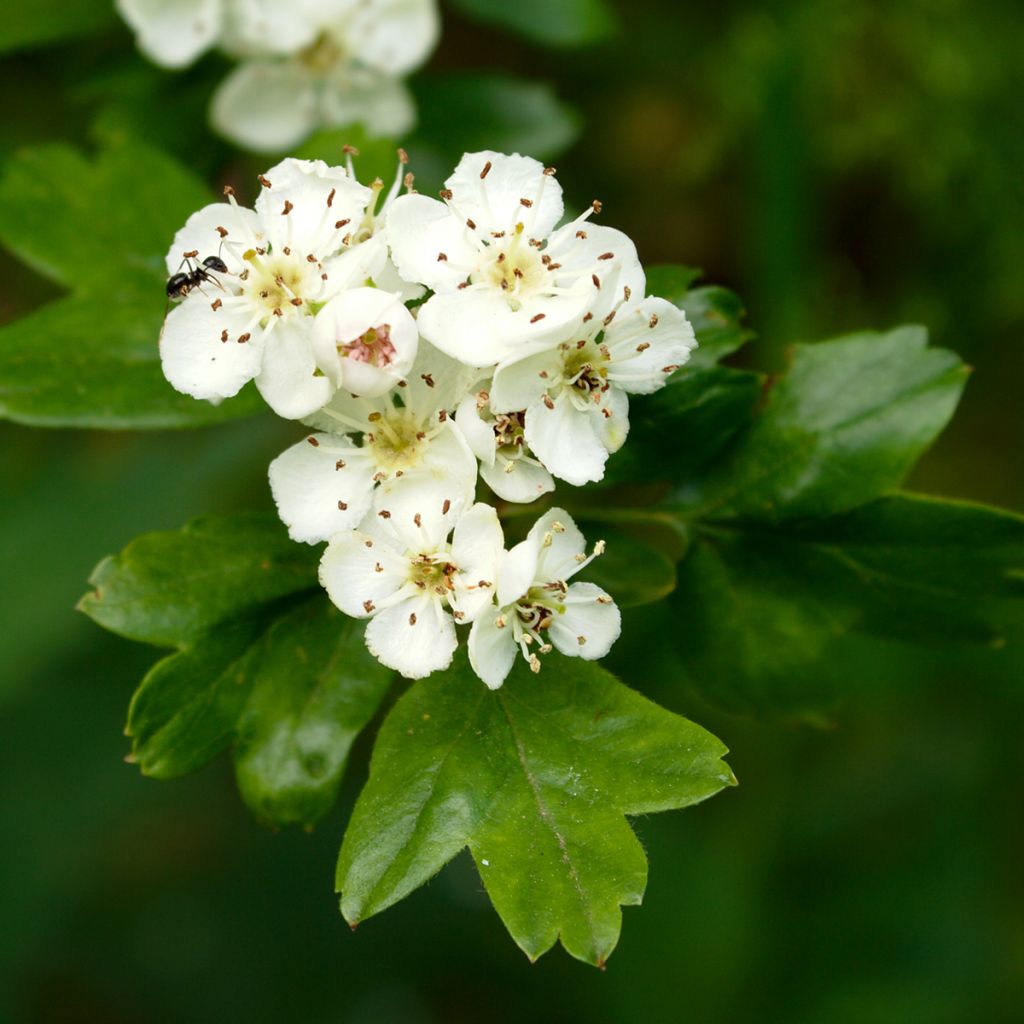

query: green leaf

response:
[337,653,734,966]
[450,0,617,47]
[644,264,703,303]
[79,514,319,647]
[0,140,262,427]
[233,600,393,827]
[676,326,969,522]
[662,494,1024,715]
[601,366,764,485]
[0,1,115,54]
[412,75,580,164]
[128,598,391,827]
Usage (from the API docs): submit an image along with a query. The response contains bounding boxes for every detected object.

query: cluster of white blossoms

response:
[116,0,439,150]
[160,150,696,686]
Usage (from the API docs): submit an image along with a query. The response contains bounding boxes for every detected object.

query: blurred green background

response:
[1,0,1022,1020]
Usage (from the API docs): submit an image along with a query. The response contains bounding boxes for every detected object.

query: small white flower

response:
[454,389,554,504]
[386,150,646,368]
[468,509,620,689]
[269,342,479,544]
[211,0,439,151]
[320,500,503,679]
[488,294,697,485]
[160,156,408,419]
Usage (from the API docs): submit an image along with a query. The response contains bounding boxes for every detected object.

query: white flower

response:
[488,295,697,485]
[115,0,324,69]
[386,150,646,369]
[269,341,479,544]
[311,286,418,399]
[320,500,503,679]
[211,0,439,151]
[454,389,554,504]
[160,156,406,419]
[468,509,620,689]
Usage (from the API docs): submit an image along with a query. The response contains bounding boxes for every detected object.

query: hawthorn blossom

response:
[269,342,479,544]
[386,151,645,368]
[212,0,439,151]
[320,500,503,679]
[160,156,406,419]
[468,509,620,689]
[488,295,697,485]
[454,389,554,503]
[115,0,324,69]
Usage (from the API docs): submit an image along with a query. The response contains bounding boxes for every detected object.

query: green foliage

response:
[80,515,392,827]
[450,0,618,48]
[0,140,264,428]
[0,1,115,55]
[337,651,733,966]
[676,326,969,521]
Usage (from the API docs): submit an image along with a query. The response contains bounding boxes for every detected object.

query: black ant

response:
[166,249,229,301]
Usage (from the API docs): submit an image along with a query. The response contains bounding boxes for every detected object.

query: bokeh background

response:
[1,1,1022,1020]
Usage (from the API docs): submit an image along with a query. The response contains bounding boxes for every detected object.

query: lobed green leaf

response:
[675,326,969,522]
[337,652,734,966]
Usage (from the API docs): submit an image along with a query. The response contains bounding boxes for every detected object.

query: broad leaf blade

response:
[0,293,264,428]
[234,600,393,828]
[337,653,733,966]
[79,514,319,647]
[677,326,969,521]
[0,2,116,54]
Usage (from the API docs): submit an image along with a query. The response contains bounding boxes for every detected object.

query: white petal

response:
[481,454,554,504]
[546,222,646,322]
[338,0,440,75]
[165,201,264,277]
[450,503,504,622]
[548,582,621,661]
[320,70,417,139]
[526,507,588,584]
[322,233,388,293]
[445,151,564,238]
[454,394,497,465]
[374,461,469,552]
[255,319,334,420]
[604,297,697,394]
[210,60,319,153]
[116,0,221,68]
[385,194,479,293]
[159,296,263,402]
[592,385,630,455]
[319,528,408,618]
[497,539,539,607]
[417,288,587,368]
[402,340,485,417]
[221,0,321,56]
[311,286,418,396]
[524,393,609,486]
[268,433,376,544]
[489,347,561,413]
[469,613,518,690]
[256,157,373,256]
[365,594,456,679]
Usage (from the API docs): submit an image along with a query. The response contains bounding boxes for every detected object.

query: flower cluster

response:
[116,0,439,150]
[160,150,696,686]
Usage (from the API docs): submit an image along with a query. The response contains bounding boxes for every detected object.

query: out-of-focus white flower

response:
[269,342,479,544]
[211,0,439,151]
[454,388,554,503]
[386,150,645,369]
[488,295,697,485]
[468,509,620,689]
[320,500,503,679]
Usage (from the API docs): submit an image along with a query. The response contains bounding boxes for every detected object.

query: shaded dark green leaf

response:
[676,326,969,522]
[79,514,319,647]
[450,0,617,47]
[0,1,116,55]
[574,526,677,607]
[337,652,733,966]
